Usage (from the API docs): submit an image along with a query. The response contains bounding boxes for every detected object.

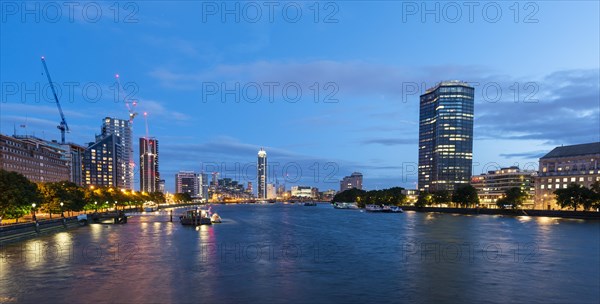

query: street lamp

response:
[115,201,118,211]
[31,203,37,222]
[60,202,64,218]
[94,201,98,212]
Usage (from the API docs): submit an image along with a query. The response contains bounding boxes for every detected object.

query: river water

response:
[1,203,599,303]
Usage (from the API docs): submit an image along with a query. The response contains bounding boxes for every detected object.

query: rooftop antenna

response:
[144,112,150,138]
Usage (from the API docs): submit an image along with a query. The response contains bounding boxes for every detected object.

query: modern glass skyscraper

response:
[257,148,267,199]
[418,81,474,192]
[140,137,159,193]
[101,117,133,189]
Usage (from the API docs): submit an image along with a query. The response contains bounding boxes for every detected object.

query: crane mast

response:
[41,57,69,144]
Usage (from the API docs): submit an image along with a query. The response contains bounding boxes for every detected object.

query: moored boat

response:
[333,202,359,210]
[304,202,317,206]
[179,208,212,226]
[366,204,403,213]
[365,204,384,212]
[387,206,404,213]
[143,201,158,212]
[211,213,222,223]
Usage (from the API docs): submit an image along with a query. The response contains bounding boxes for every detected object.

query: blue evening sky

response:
[1,1,599,192]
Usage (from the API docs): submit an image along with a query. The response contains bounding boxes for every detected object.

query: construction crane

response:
[41,56,69,144]
[115,74,138,123]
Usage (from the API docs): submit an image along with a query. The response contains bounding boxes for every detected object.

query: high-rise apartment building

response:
[257,148,267,199]
[198,172,209,199]
[140,137,159,193]
[176,171,198,195]
[83,134,125,188]
[63,143,86,186]
[340,172,363,192]
[101,117,133,189]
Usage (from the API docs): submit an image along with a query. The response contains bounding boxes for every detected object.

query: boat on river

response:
[333,202,359,210]
[211,213,222,223]
[143,201,159,212]
[365,205,403,213]
[179,208,212,226]
[365,204,384,212]
[385,206,404,213]
[304,202,317,206]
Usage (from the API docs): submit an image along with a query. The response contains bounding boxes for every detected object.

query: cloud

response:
[137,99,191,122]
[361,138,417,146]
[499,151,548,159]
[476,69,600,145]
[148,60,493,95]
[0,103,92,119]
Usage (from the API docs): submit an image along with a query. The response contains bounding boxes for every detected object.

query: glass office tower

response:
[418,81,474,192]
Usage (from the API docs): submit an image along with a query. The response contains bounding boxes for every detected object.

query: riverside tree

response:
[38,181,86,218]
[452,185,479,208]
[332,188,366,205]
[496,187,529,210]
[415,192,432,207]
[332,188,406,208]
[554,183,595,211]
[173,192,193,203]
[432,190,452,207]
[0,170,40,222]
[591,181,600,210]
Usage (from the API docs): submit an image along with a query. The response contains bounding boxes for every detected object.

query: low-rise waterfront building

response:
[471,166,536,209]
[0,134,70,183]
[267,183,276,199]
[291,186,313,198]
[321,189,337,201]
[535,142,600,210]
[402,189,419,205]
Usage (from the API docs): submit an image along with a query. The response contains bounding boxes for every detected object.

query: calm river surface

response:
[1,203,599,303]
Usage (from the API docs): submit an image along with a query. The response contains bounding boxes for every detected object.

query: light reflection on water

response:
[0,204,598,304]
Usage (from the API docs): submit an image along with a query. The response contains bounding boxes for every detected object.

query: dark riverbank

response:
[401,206,600,220]
[0,217,83,243]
